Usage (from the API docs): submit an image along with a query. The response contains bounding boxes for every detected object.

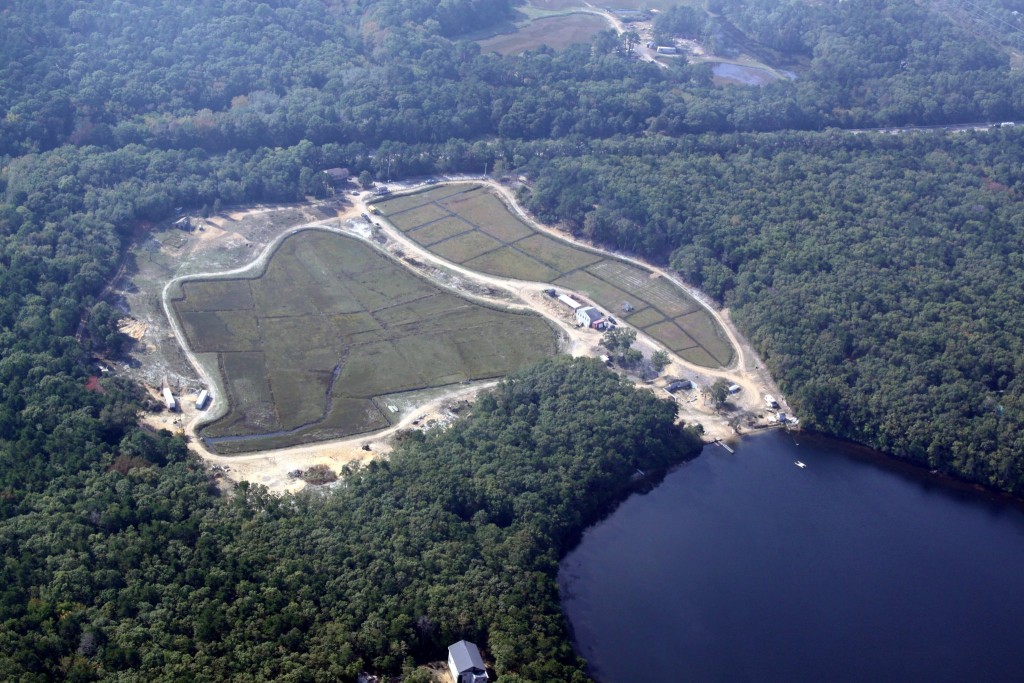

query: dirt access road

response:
[145,378,497,494]
[579,2,668,68]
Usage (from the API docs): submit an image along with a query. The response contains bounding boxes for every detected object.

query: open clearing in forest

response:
[169,230,557,454]
[478,12,609,55]
[477,6,610,56]
[595,0,703,11]
[711,62,789,86]
[373,183,735,368]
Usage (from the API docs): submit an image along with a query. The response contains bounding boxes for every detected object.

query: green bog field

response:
[169,230,558,454]
[373,184,735,368]
[477,13,609,56]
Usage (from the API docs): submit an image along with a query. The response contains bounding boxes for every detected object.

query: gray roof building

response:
[576,306,604,328]
[322,167,350,184]
[448,640,488,683]
[665,379,693,393]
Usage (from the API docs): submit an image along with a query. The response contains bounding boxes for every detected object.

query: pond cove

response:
[559,430,1024,681]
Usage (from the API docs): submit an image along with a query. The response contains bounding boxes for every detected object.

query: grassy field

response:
[464,247,561,283]
[407,217,476,246]
[170,230,558,454]
[478,13,609,55]
[372,183,735,368]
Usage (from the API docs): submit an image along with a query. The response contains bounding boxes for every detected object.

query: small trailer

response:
[162,386,177,411]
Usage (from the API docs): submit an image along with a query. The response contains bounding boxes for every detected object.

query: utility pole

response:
[386,156,392,183]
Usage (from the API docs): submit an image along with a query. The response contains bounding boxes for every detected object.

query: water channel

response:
[559,430,1024,682]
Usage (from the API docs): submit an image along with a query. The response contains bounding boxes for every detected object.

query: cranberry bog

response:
[168,229,558,454]
[373,184,734,368]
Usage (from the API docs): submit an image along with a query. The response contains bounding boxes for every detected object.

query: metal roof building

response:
[557,294,582,310]
[448,640,488,683]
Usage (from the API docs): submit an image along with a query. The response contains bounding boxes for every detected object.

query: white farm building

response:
[448,640,488,683]
[576,306,604,329]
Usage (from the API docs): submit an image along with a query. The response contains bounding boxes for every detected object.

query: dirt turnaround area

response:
[119,179,793,494]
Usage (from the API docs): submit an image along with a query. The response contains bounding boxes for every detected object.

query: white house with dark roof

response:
[575,306,604,329]
[448,640,488,683]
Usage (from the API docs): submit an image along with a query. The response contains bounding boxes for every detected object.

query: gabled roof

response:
[448,640,485,674]
[323,167,350,180]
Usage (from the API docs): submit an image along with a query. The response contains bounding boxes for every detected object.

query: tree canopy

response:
[523,129,1024,491]
[3,0,1024,679]
[0,358,699,680]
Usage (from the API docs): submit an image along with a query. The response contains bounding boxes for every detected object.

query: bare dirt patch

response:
[711,62,790,86]
[117,317,147,340]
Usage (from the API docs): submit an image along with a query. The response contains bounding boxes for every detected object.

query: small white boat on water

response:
[795,460,807,468]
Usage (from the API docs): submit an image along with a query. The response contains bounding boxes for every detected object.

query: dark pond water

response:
[559,430,1024,682]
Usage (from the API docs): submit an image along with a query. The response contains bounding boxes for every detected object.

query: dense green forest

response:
[4,0,1024,679]
[522,130,1024,490]
[0,358,697,680]
[3,0,1024,159]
